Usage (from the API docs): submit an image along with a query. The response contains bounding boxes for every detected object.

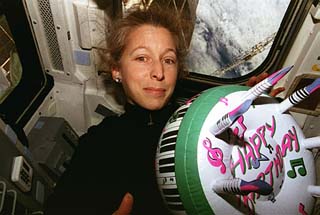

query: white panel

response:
[73,2,92,49]
[52,81,86,135]
[88,7,108,49]
[49,0,75,80]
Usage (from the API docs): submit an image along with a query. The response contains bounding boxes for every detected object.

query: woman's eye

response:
[163,58,176,65]
[136,56,148,62]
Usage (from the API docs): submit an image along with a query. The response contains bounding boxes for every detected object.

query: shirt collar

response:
[123,102,177,127]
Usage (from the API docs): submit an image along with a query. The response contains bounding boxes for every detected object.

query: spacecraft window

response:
[0,1,53,129]
[0,14,19,104]
[184,0,291,80]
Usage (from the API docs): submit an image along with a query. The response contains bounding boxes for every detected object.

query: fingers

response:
[269,87,285,97]
[256,72,269,84]
[246,76,257,87]
[112,193,134,215]
[246,72,268,87]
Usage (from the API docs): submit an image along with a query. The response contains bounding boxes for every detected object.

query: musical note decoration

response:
[287,158,307,179]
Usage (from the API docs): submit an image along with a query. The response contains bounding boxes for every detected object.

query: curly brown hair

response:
[104,5,189,79]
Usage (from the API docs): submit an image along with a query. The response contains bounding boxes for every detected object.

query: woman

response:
[45,6,187,215]
[45,4,284,214]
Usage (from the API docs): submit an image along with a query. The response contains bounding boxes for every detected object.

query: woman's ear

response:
[112,67,122,83]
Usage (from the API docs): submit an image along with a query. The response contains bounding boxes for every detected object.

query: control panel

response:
[11,156,33,192]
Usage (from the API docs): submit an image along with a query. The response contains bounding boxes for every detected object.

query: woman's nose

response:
[150,60,164,81]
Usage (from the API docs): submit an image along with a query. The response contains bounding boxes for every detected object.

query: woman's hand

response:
[246,72,285,97]
[112,193,134,215]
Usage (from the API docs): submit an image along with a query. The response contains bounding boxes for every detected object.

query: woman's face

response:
[112,25,178,110]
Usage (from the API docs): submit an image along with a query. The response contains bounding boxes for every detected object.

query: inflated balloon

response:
[156,68,320,215]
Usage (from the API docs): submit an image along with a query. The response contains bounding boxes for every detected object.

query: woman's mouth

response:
[143,87,166,97]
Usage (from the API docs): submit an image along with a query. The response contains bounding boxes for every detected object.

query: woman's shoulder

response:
[91,115,121,130]
[78,115,123,144]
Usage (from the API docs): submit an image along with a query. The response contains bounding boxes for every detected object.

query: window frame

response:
[0,0,54,145]
[182,0,316,85]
